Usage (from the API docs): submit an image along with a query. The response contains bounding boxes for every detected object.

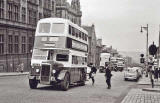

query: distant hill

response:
[119,51,145,64]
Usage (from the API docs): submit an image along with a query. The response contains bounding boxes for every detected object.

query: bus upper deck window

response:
[52,23,65,33]
[69,25,72,34]
[39,23,51,33]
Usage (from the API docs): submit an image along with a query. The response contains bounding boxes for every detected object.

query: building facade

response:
[83,24,97,67]
[95,38,102,68]
[55,0,82,26]
[0,0,56,72]
[0,0,82,72]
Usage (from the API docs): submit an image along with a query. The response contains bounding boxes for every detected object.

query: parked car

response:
[124,67,142,81]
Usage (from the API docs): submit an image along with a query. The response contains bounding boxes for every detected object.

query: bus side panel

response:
[69,67,86,84]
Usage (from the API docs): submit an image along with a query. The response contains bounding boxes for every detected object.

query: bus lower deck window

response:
[56,54,69,61]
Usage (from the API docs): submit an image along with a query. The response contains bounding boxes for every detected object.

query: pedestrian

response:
[105,64,112,89]
[154,68,159,82]
[89,63,97,85]
[20,62,24,73]
[149,66,154,88]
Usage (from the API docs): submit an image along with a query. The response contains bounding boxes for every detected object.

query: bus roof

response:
[38,18,88,35]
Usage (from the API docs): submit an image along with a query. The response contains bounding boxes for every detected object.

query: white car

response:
[124,67,141,81]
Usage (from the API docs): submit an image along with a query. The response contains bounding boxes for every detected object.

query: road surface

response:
[0,71,137,103]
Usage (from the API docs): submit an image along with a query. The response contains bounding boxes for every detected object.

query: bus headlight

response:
[52,70,56,74]
[36,69,40,73]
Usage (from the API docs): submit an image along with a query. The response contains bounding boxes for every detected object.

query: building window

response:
[33,11,37,25]
[28,10,32,24]
[39,13,41,19]
[22,36,26,53]
[0,34,4,54]
[7,3,13,20]
[52,1,54,11]
[28,37,33,53]
[14,5,19,21]
[8,35,13,53]
[28,10,37,25]
[44,0,50,9]
[22,7,26,23]
[39,0,42,7]
[0,0,4,19]
[14,36,19,53]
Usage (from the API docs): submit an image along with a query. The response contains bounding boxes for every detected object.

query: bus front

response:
[29,19,70,89]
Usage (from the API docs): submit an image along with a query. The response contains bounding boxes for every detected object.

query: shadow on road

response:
[34,84,85,91]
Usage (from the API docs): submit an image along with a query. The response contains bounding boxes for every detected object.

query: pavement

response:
[0,72,29,77]
[121,89,160,103]
[138,75,160,92]
[121,75,160,103]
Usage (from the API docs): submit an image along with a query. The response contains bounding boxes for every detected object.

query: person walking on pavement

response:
[149,65,154,88]
[89,63,97,85]
[154,67,159,82]
[105,64,112,89]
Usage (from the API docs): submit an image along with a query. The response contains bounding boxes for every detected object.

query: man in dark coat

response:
[105,65,112,89]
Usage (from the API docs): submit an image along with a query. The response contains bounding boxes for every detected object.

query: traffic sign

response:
[140,54,144,57]
[140,58,145,63]
[149,43,157,56]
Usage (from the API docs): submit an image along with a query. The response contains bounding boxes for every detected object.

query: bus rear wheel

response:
[29,79,38,89]
[61,73,70,91]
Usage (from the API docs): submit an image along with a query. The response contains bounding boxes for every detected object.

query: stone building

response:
[55,0,82,26]
[95,38,102,68]
[0,0,82,72]
[83,24,97,66]
[0,0,55,72]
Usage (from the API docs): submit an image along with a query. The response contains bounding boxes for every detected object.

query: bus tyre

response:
[61,73,70,91]
[29,79,38,89]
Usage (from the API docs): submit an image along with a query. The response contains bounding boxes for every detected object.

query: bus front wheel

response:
[61,73,70,91]
[29,79,38,89]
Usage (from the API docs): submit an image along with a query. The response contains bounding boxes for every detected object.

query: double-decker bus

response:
[28,18,88,91]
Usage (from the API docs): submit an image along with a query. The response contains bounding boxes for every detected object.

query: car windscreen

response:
[39,23,51,33]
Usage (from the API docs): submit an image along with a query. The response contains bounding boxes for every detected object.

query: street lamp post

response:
[141,24,149,75]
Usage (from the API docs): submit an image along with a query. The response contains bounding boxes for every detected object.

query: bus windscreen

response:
[39,23,51,33]
[52,23,65,33]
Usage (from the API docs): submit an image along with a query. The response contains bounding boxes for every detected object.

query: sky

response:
[68,0,160,52]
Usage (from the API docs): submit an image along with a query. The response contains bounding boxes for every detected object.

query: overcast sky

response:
[68,0,160,52]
